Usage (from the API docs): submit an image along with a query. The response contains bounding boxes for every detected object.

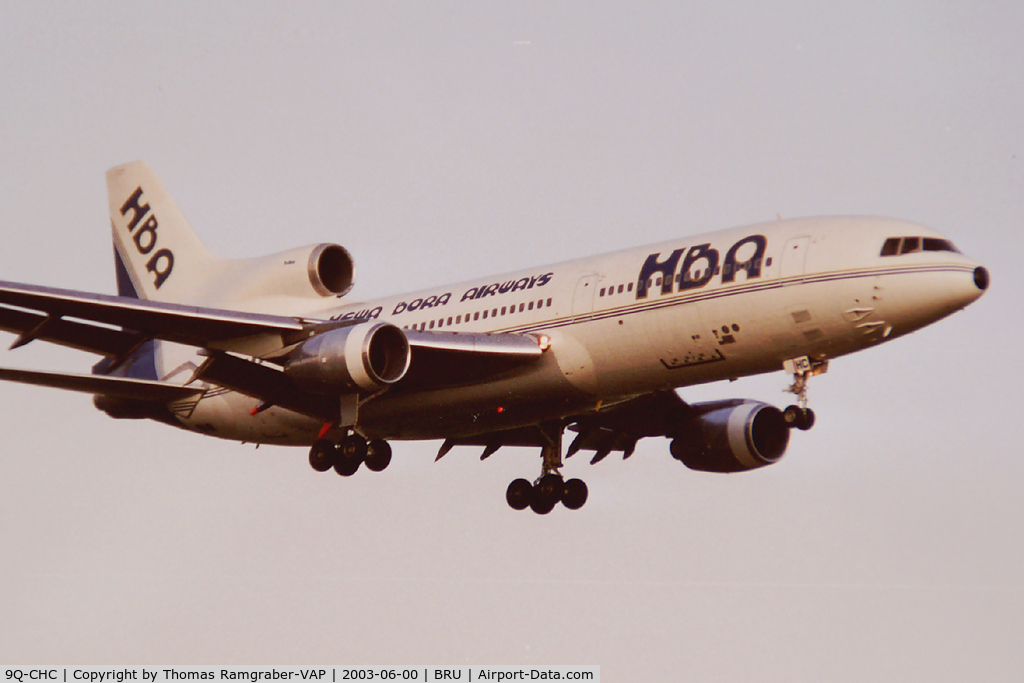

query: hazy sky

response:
[1,2,1021,680]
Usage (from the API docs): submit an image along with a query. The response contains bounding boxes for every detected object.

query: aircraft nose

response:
[973,266,990,292]
[945,263,989,313]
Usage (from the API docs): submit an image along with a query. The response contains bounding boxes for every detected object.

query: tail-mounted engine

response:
[671,399,790,473]
[304,243,356,297]
[284,321,411,393]
[216,243,356,303]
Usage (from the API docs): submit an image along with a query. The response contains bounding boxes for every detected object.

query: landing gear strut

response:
[505,423,589,514]
[307,432,392,477]
[783,356,827,431]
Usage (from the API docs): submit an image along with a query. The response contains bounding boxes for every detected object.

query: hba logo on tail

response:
[120,187,174,288]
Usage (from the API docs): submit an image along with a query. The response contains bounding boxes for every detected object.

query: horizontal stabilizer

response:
[0,367,205,402]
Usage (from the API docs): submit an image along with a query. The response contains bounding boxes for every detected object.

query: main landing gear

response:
[308,433,392,477]
[505,423,589,514]
[783,356,828,431]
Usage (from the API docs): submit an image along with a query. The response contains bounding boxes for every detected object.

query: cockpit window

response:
[923,237,960,253]
[881,236,961,257]
[900,237,920,254]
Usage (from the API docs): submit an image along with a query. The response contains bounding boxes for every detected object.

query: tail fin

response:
[107,161,220,302]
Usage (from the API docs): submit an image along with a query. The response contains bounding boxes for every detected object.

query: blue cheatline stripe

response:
[493,262,975,334]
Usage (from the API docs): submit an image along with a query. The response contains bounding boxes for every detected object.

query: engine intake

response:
[284,321,411,393]
[308,243,355,296]
[671,400,790,473]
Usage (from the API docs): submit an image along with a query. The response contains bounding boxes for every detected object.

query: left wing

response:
[0,280,308,357]
[0,280,549,419]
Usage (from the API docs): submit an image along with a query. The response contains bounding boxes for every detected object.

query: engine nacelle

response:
[670,400,790,473]
[221,243,355,302]
[284,321,411,393]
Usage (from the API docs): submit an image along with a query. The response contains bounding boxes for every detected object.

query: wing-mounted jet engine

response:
[283,321,411,393]
[666,399,790,473]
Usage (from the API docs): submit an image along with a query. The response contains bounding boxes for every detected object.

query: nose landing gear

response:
[783,356,828,431]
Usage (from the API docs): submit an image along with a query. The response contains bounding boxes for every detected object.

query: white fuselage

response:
[166,216,986,445]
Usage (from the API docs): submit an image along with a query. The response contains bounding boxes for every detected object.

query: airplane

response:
[0,161,989,513]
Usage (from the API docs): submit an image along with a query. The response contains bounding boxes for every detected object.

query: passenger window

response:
[900,237,921,254]
[519,303,525,312]
[501,306,506,315]
[447,317,453,325]
[474,312,480,320]
[880,238,901,256]
[599,287,605,296]
[483,310,488,319]
[618,284,624,294]
[546,298,552,307]
[456,315,461,324]
[627,282,633,292]
[528,301,534,310]
[429,321,435,329]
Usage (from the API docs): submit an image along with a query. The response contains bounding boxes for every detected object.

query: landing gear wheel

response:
[783,404,801,426]
[364,440,392,472]
[506,478,533,511]
[333,453,361,477]
[530,473,563,515]
[309,440,336,472]
[340,434,368,461]
[334,434,366,477]
[561,478,588,510]
[783,405,816,431]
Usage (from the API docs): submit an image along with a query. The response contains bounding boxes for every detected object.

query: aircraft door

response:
[780,236,811,282]
[572,274,599,315]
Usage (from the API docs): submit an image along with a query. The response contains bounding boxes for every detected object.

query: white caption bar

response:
[2,668,599,683]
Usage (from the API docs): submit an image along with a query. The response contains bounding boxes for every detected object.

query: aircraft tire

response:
[783,405,802,427]
[529,494,557,515]
[785,405,816,431]
[341,434,369,461]
[309,440,336,472]
[365,440,393,472]
[561,478,588,510]
[333,453,361,477]
[530,473,563,514]
[506,478,533,510]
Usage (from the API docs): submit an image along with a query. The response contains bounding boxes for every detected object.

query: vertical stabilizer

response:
[107,161,219,303]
